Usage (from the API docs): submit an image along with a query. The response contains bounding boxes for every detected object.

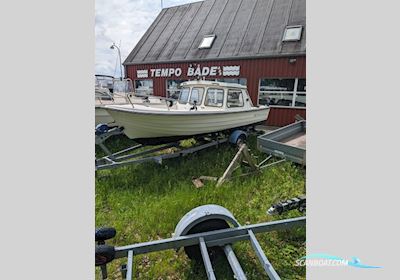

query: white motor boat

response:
[104,80,269,143]
[95,75,122,125]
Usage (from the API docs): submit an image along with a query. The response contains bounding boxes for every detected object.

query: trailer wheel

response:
[184,219,230,261]
[229,130,247,146]
[95,245,115,266]
[236,134,247,145]
[95,124,110,136]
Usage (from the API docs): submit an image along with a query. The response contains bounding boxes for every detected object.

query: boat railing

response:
[95,77,179,110]
[159,96,176,111]
[126,93,135,108]
[129,95,177,111]
[95,88,114,105]
[157,96,178,111]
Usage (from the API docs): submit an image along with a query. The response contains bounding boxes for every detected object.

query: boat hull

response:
[95,107,114,126]
[105,107,270,140]
[95,97,170,126]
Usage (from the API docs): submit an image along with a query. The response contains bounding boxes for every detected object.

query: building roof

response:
[124,0,305,65]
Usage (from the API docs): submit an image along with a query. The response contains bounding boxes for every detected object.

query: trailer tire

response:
[236,134,247,145]
[95,245,115,266]
[184,219,230,261]
[229,130,247,146]
[95,227,116,242]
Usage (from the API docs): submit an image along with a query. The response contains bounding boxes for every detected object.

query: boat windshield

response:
[113,79,133,96]
[95,75,114,90]
[205,88,224,107]
[178,87,190,104]
[189,87,204,105]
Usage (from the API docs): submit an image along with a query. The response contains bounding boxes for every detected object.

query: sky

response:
[95,0,200,77]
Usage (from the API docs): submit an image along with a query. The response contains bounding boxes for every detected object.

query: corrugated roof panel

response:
[238,0,274,56]
[185,0,228,59]
[124,0,306,65]
[144,5,189,61]
[258,0,292,54]
[218,0,258,58]
[281,0,306,54]
[157,3,201,61]
[170,0,214,60]
[203,0,242,59]
[288,0,305,25]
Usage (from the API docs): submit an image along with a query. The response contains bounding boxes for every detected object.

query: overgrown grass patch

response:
[96,135,305,279]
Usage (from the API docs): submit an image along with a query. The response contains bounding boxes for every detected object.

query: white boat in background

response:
[95,77,169,126]
[95,78,124,126]
[104,80,269,143]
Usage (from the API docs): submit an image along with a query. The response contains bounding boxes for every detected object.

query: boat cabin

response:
[176,80,257,111]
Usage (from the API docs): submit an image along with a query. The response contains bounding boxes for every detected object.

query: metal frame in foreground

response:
[97,216,305,280]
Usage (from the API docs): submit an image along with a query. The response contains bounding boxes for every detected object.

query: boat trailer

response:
[95,125,252,171]
[216,120,307,184]
[257,120,306,165]
[95,124,124,157]
[96,204,306,280]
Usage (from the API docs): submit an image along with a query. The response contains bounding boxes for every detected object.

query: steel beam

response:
[199,237,216,280]
[248,230,280,280]
[126,250,134,280]
[223,245,247,280]
[114,216,305,259]
[96,138,227,171]
[111,144,143,157]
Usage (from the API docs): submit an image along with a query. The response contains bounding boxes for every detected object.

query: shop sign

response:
[136,64,240,78]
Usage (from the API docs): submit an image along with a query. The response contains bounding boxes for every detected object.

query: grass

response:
[96,135,306,279]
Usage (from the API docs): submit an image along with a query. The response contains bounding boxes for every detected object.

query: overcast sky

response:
[95,0,200,77]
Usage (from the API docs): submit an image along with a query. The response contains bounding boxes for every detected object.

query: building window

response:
[295,79,306,107]
[283,25,303,41]
[198,34,216,49]
[134,79,153,96]
[205,88,224,107]
[189,87,204,105]
[167,79,187,99]
[258,78,306,108]
[216,78,247,86]
[227,89,244,108]
[206,78,247,86]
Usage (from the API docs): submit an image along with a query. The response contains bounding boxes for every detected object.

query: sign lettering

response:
[136,65,240,79]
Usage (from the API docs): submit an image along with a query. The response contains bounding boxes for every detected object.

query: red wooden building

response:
[123,0,306,126]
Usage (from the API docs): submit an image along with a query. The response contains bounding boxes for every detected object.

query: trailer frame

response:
[95,127,256,171]
[257,120,306,165]
[96,205,305,280]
